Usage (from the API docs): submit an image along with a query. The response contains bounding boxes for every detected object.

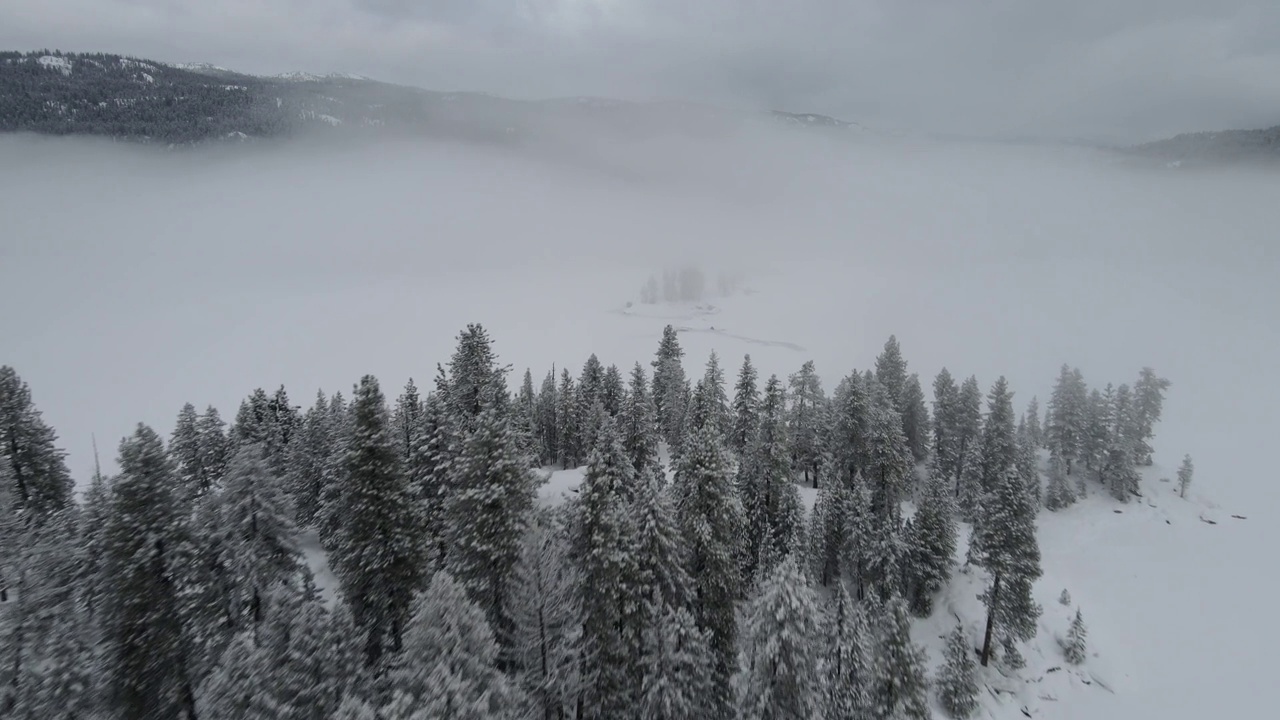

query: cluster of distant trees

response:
[0,327,1171,719]
[638,267,747,305]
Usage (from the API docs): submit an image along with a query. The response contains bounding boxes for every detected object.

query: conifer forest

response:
[0,324,1174,719]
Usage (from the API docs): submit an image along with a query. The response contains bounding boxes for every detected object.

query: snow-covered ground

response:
[1,131,1276,718]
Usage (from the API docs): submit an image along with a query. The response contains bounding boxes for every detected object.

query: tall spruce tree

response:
[735,555,824,720]
[652,325,688,448]
[196,405,230,490]
[1046,366,1088,475]
[874,335,909,417]
[870,599,930,720]
[828,371,870,490]
[673,424,742,717]
[170,403,204,504]
[601,364,626,418]
[932,368,961,481]
[327,375,425,668]
[788,360,826,488]
[1064,609,1088,665]
[978,377,1018,500]
[290,391,333,527]
[968,466,1043,666]
[536,369,560,466]
[508,508,582,720]
[902,373,931,463]
[1131,368,1171,466]
[730,355,761,455]
[621,363,661,478]
[391,379,423,463]
[807,481,852,588]
[953,375,984,508]
[101,424,199,719]
[824,583,874,720]
[1043,454,1075,511]
[408,392,451,569]
[0,366,74,516]
[740,375,803,585]
[904,464,957,616]
[569,416,641,719]
[634,467,695,619]
[443,324,511,431]
[1024,396,1044,448]
[556,370,580,468]
[936,624,978,719]
[640,600,715,720]
[1014,418,1041,506]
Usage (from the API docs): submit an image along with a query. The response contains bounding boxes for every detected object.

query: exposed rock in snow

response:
[38,56,72,75]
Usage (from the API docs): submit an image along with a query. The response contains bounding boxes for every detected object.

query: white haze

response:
[2,128,1278,517]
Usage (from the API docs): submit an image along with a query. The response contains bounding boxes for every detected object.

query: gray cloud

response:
[3,0,1280,141]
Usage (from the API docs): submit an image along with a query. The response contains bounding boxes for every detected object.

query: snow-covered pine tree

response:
[260,587,347,719]
[622,363,661,478]
[1015,418,1040,506]
[864,379,912,517]
[969,465,1043,666]
[932,368,960,480]
[514,370,539,461]
[824,583,874,720]
[577,354,607,449]
[442,323,512,431]
[673,424,743,716]
[170,402,203,504]
[828,371,870,489]
[507,508,582,720]
[328,375,426,668]
[443,407,538,652]
[1025,396,1044,448]
[953,375,984,503]
[233,388,272,448]
[730,355,761,455]
[978,377,1018,500]
[405,392,450,569]
[195,633,280,719]
[264,385,301,477]
[210,444,307,636]
[1177,454,1194,498]
[1104,384,1142,501]
[315,390,352,547]
[787,360,826,488]
[568,415,641,719]
[101,424,199,719]
[870,598,931,720]
[1131,368,1171,466]
[903,374,931,463]
[904,464,957,617]
[289,391,332,527]
[874,335,909,416]
[392,378,423,463]
[634,466,695,618]
[652,325,689,448]
[740,374,804,585]
[1064,609,1088,665]
[735,555,824,720]
[1046,366,1088,476]
[0,366,74,516]
[556,369,580,468]
[936,624,978,719]
[1043,453,1076,511]
[537,368,560,466]
[640,598,716,720]
[807,480,852,588]
[687,351,730,439]
[602,364,626,418]
[387,571,525,719]
[196,405,230,490]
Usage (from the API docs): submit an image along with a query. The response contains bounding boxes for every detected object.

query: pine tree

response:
[936,624,978,719]
[687,352,730,439]
[902,374,931,463]
[290,391,333,527]
[408,392,451,568]
[1014,418,1040,506]
[392,378,423,463]
[870,599,930,720]
[568,416,640,719]
[969,466,1043,666]
[932,368,960,480]
[735,556,824,720]
[807,481,852,588]
[652,325,689,448]
[1064,609,1088,665]
[673,424,742,717]
[233,388,272,448]
[978,377,1018,499]
[442,323,512,430]
[864,380,912,517]
[828,371,870,490]
[443,407,538,651]
[577,354,607,449]
[740,375,803,585]
[327,375,425,668]
[536,369,560,466]
[263,588,348,719]
[556,369,580,468]
[508,509,582,720]
[196,405,230,490]
[788,360,826,488]
[387,571,524,718]
[264,385,301,477]
[1043,454,1076,511]
[1131,368,1171,466]
[634,467,695,617]
[0,366,74,516]
[210,445,307,636]
[1177,454,1194,499]
[622,363,661,478]
[170,402,203,504]
[874,335,909,416]
[730,355,761,455]
[824,583,873,720]
[196,633,280,719]
[1024,396,1044,448]
[602,364,626,418]
[640,600,715,720]
[904,465,957,617]
[101,424,199,719]
[951,376,984,508]
[1046,366,1088,476]
[515,369,539,459]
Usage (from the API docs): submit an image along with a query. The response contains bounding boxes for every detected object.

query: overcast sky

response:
[4,0,1280,142]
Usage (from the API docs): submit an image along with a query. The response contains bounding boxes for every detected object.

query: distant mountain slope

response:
[1125,125,1280,167]
[0,50,864,147]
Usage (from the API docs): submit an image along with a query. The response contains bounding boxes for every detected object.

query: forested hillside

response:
[0,50,860,147]
[0,323,1175,719]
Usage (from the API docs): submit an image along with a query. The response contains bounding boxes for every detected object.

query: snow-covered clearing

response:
[1,131,1276,718]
